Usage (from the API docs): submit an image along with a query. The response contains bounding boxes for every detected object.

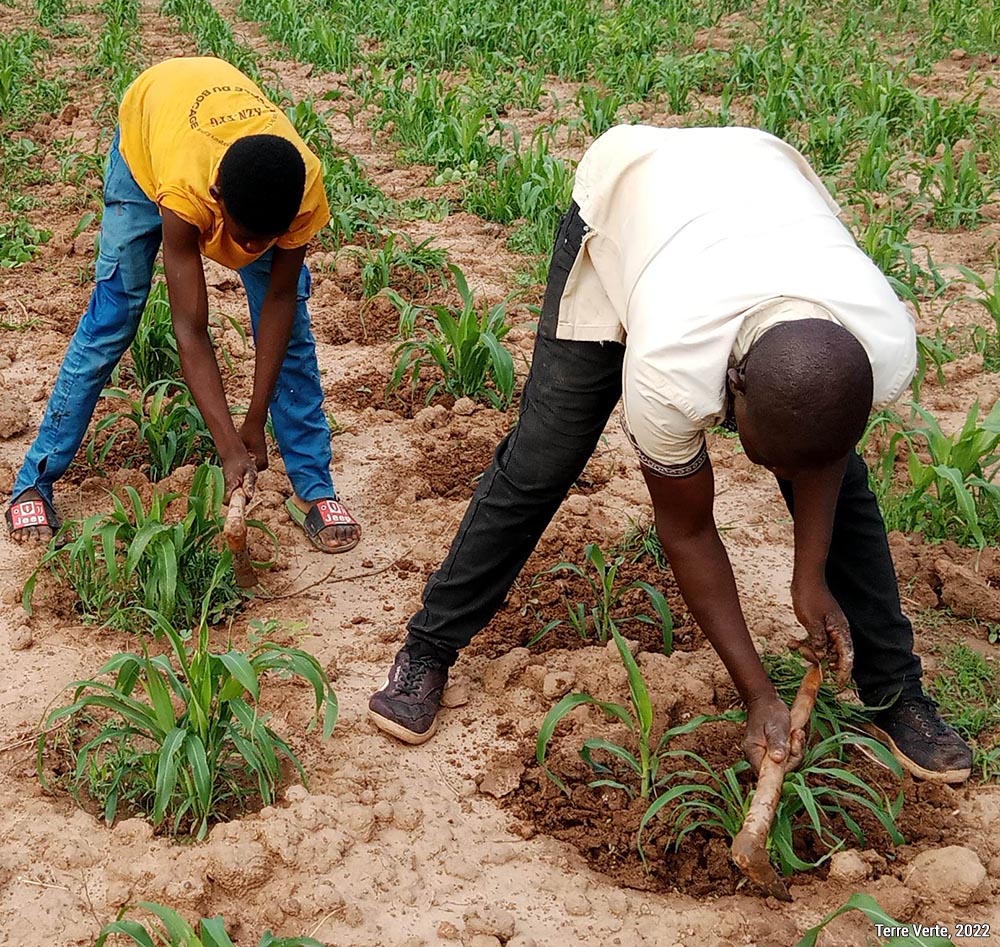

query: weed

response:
[761,653,873,739]
[0,219,51,268]
[40,594,336,838]
[615,518,669,572]
[96,902,326,946]
[388,264,515,409]
[532,542,674,650]
[929,642,1000,779]
[23,464,260,632]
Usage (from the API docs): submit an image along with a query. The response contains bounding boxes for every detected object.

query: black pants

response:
[407,204,923,706]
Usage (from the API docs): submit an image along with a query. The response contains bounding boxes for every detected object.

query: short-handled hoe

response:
[224,469,259,589]
[731,660,824,900]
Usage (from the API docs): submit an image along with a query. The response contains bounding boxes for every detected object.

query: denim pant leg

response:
[776,451,924,705]
[407,204,625,658]
[238,250,334,502]
[13,128,162,505]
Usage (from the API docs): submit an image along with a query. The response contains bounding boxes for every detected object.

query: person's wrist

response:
[745,684,779,708]
[217,432,247,461]
[791,568,826,592]
[244,403,267,429]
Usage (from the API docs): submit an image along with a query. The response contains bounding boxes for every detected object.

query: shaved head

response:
[733,319,874,472]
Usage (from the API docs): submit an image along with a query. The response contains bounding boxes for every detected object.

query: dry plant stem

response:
[731,663,823,901]
[224,488,258,588]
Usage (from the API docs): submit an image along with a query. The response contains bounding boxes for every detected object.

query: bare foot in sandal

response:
[287,495,361,553]
[6,489,60,544]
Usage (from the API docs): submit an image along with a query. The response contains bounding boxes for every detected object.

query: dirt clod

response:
[0,396,29,439]
[10,624,32,651]
[542,670,575,699]
[463,906,515,941]
[478,754,526,799]
[827,849,871,884]
[905,846,989,905]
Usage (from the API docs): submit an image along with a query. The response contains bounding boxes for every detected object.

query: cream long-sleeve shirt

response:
[557,124,916,474]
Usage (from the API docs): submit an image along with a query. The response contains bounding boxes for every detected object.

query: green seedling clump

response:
[97,901,327,947]
[795,893,956,947]
[537,624,733,803]
[531,542,674,651]
[639,728,904,878]
[388,263,516,409]
[0,31,66,128]
[539,635,904,875]
[40,604,337,838]
[23,464,263,632]
[88,381,216,481]
[356,232,449,299]
[126,281,181,389]
[869,401,1000,548]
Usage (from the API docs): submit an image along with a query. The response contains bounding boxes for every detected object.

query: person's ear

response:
[209,182,222,202]
[727,366,747,395]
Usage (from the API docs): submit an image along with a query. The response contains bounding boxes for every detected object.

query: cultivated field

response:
[1,1,1000,945]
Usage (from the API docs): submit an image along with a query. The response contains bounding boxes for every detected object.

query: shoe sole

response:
[368,707,439,745]
[864,723,971,784]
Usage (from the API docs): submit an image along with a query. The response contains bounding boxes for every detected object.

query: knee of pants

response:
[82,255,147,345]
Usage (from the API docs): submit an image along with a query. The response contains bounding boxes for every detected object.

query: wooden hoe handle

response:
[730,663,823,901]
[224,482,259,589]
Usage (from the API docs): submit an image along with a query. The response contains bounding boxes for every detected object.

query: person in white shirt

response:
[369,125,971,784]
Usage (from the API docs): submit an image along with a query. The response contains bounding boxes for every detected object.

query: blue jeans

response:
[13,128,334,505]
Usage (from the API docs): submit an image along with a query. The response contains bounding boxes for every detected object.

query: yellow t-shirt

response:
[118,57,330,270]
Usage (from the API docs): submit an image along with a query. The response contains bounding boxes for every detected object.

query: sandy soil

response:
[2,2,1000,945]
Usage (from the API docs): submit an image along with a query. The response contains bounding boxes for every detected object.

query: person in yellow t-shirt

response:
[7,57,361,555]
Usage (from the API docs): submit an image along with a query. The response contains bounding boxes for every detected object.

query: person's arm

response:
[161,208,253,497]
[785,456,855,686]
[641,460,804,772]
[239,244,306,474]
